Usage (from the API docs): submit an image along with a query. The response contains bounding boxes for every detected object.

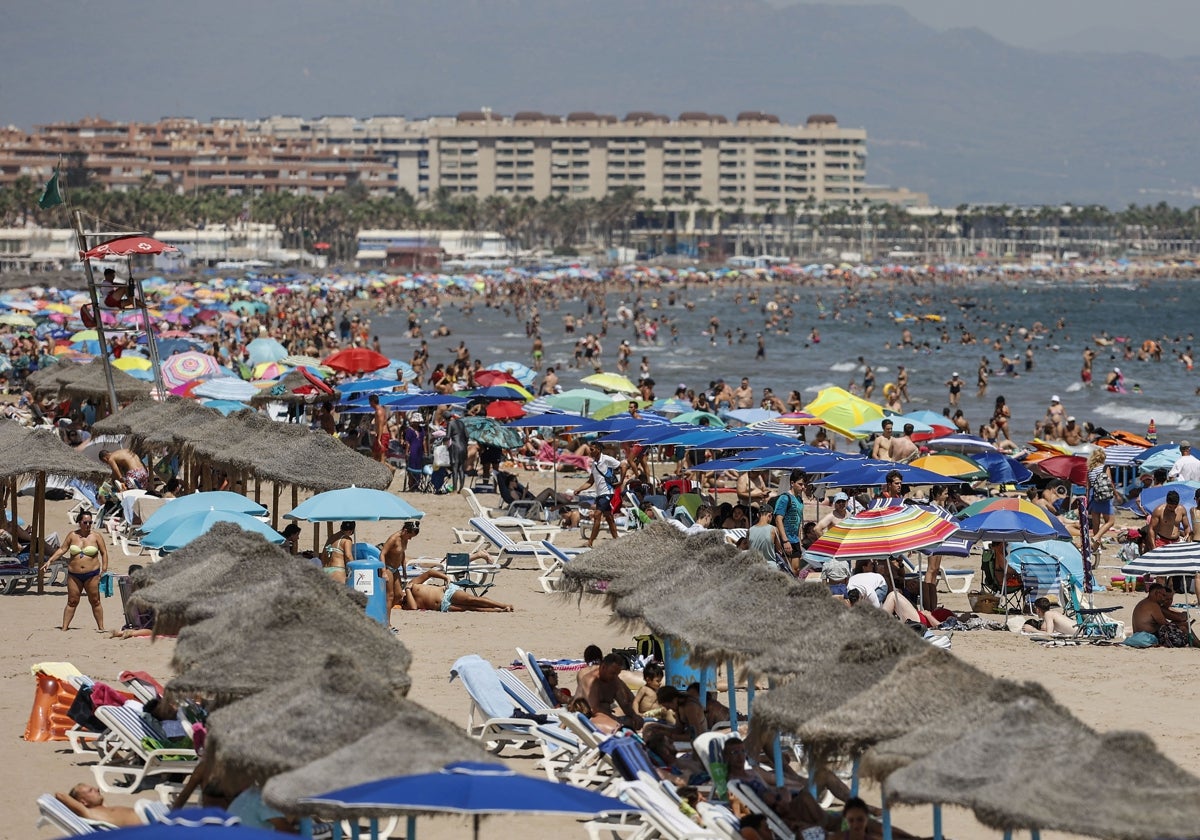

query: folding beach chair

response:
[1062,576,1124,639]
[443,552,499,596]
[450,654,577,757]
[468,518,570,568]
[981,546,1026,614]
[1007,545,1068,615]
[90,705,198,793]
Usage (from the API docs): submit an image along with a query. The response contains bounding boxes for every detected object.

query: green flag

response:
[37,166,63,209]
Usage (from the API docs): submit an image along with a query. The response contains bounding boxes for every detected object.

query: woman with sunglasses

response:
[42,513,109,631]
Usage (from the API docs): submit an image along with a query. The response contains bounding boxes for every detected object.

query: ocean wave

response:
[805,382,838,392]
[1092,402,1196,431]
[829,362,858,372]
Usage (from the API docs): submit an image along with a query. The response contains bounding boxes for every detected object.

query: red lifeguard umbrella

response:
[323,347,389,374]
[313,242,331,251]
[82,235,179,259]
[486,400,525,420]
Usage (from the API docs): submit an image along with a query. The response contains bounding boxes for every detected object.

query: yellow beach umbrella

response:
[591,399,650,419]
[581,372,639,394]
[909,452,989,480]
[804,387,884,439]
[112,356,152,371]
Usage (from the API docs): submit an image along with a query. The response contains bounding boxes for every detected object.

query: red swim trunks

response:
[374,433,392,456]
[1154,533,1180,549]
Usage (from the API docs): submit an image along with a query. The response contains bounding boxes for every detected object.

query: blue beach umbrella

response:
[141,491,268,533]
[337,378,409,395]
[297,761,639,840]
[504,411,585,428]
[955,510,1059,542]
[286,487,425,522]
[200,399,251,415]
[673,410,726,427]
[192,378,261,402]
[142,510,284,552]
[487,360,537,387]
[723,408,780,425]
[971,450,1034,485]
[245,337,289,365]
[1133,482,1200,513]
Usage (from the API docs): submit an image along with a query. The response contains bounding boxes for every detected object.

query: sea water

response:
[375,276,1200,436]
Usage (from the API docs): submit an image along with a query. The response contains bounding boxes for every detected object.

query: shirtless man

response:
[381,521,419,613]
[1062,417,1083,446]
[1131,584,1193,647]
[814,493,850,537]
[1147,491,1190,552]
[98,448,149,490]
[55,784,141,827]
[369,393,393,467]
[871,420,896,461]
[733,378,754,409]
[396,568,513,612]
[574,653,644,729]
[889,423,919,463]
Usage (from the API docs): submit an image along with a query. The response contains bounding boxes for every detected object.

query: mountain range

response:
[4,0,1200,205]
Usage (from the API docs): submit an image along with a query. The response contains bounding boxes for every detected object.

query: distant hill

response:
[5,0,1200,205]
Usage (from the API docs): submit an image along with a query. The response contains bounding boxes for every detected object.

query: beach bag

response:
[433,444,451,468]
[1090,471,1114,501]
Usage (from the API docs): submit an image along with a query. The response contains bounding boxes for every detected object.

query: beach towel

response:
[1123,631,1157,648]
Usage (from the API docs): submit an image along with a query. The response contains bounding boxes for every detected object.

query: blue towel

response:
[450,654,514,719]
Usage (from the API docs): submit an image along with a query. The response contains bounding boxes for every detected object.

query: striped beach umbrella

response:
[160,351,222,390]
[806,505,960,559]
[1120,541,1200,577]
[909,452,988,480]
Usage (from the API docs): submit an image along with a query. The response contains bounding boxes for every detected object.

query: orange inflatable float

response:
[25,664,82,742]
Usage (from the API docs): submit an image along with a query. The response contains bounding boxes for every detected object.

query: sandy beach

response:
[3,465,1198,840]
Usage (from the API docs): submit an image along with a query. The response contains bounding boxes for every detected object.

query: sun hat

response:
[1050,395,1060,403]
[821,559,851,582]
[832,492,849,503]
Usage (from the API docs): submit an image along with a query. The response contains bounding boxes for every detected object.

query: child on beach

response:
[633,662,671,721]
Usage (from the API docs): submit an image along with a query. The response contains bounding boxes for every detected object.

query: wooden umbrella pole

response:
[271,483,281,530]
[8,479,17,553]
[291,484,299,511]
[254,473,261,505]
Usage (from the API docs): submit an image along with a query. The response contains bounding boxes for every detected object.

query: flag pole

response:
[72,209,120,413]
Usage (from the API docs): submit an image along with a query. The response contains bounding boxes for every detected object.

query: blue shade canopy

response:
[142,510,284,552]
[286,487,425,522]
[141,491,268,533]
[337,378,410,395]
[812,461,959,487]
[955,510,1059,542]
[972,450,1034,484]
[1131,482,1200,513]
[298,761,640,818]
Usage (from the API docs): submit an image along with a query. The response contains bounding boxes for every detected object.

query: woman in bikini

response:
[321,521,355,585]
[42,513,108,632]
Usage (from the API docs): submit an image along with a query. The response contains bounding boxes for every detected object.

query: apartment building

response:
[0,111,868,208]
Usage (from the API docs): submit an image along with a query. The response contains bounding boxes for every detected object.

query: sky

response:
[770,0,1200,57]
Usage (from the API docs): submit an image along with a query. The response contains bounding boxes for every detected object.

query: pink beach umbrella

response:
[160,351,222,390]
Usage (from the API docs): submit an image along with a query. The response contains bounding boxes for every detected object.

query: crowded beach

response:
[3,260,1200,840]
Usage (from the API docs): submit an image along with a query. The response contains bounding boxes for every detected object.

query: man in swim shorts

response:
[1148,490,1190,549]
[396,568,513,612]
[99,448,149,490]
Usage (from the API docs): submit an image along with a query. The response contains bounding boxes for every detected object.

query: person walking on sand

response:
[41,512,108,632]
[577,443,622,547]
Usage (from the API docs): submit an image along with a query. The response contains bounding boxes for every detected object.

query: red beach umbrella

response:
[1032,454,1089,486]
[323,348,390,374]
[486,400,526,420]
[474,369,524,388]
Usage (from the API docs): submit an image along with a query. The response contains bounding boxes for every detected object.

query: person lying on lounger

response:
[55,784,141,827]
[395,569,513,613]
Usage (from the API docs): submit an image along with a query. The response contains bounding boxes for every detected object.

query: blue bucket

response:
[661,635,717,693]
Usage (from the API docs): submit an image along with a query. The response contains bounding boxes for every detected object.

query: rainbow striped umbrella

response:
[909,452,988,480]
[160,351,222,390]
[807,505,960,559]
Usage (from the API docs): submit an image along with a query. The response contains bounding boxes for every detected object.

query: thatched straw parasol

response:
[26,360,72,396]
[93,396,223,440]
[59,358,151,403]
[262,704,493,818]
[795,649,997,764]
[131,524,355,635]
[262,427,393,492]
[558,522,687,592]
[0,427,109,483]
[206,654,407,786]
[751,625,927,738]
[860,680,1051,782]
[169,589,411,708]
[740,599,923,678]
[886,696,1200,839]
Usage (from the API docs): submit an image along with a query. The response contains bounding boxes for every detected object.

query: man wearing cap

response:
[1062,416,1083,446]
[815,493,851,537]
[1168,441,1200,482]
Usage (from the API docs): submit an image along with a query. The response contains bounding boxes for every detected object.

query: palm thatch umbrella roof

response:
[860,680,1057,783]
[93,397,223,440]
[207,654,407,786]
[794,649,997,763]
[741,600,923,678]
[260,425,393,492]
[751,627,926,738]
[262,703,493,819]
[131,524,353,635]
[26,360,71,396]
[168,589,411,709]
[0,427,110,483]
[58,358,151,402]
[559,522,688,591]
[886,696,1200,840]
